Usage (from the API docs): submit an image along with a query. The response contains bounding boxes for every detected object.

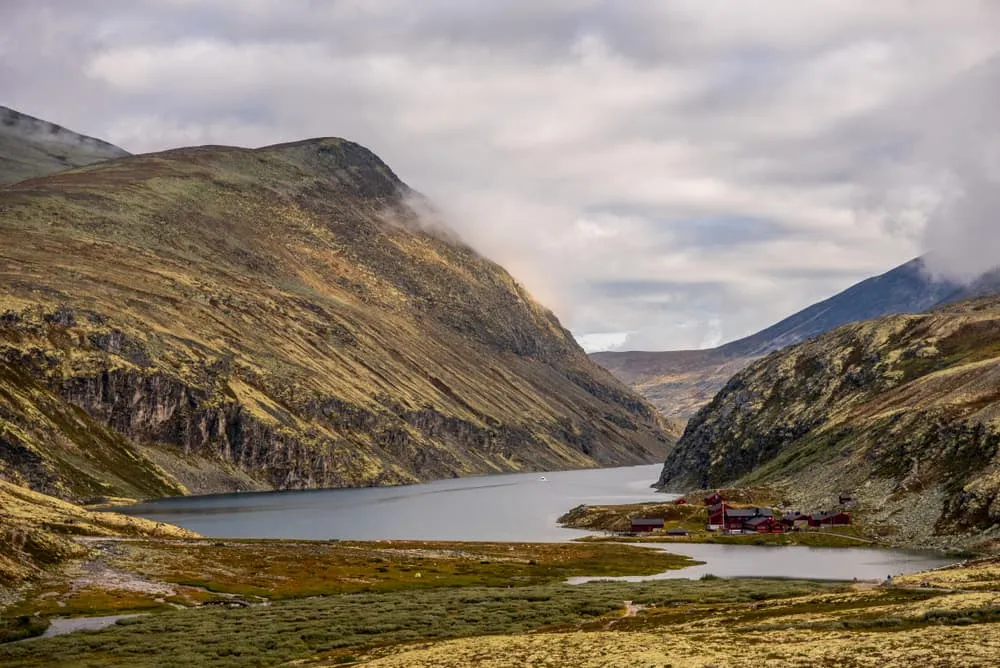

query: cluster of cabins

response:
[627,491,851,535]
[704,492,850,534]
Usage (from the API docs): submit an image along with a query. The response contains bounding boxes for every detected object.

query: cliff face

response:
[0,106,129,185]
[0,138,671,502]
[658,296,1000,548]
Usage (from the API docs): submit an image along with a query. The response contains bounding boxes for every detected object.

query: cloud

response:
[2,1,1000,350]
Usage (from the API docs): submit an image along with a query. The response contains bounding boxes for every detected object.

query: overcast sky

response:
[3,1,999,351]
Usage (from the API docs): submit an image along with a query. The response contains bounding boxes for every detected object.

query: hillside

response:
[0,106,129,185]
[593,257,982,420]
[0,480,197,584]
[0,137,671,503]
[658,295,1000,548]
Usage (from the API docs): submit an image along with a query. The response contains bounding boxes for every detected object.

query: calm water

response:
[117,464,956,580]
[568,542,956,583]
[117,464,667,542]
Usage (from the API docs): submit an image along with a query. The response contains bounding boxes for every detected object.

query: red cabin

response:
[704,492,724,506]
[809,512,851,527]
[630,518,665,533]
[744,516,784,533]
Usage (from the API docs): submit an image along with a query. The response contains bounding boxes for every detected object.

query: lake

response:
[117,464,957,580]
[116,464,668,542]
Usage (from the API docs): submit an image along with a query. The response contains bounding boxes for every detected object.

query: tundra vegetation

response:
[4,526,1000,667]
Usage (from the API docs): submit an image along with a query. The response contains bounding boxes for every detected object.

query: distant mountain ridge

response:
[593,257,1000,419]
[0,105,129,185]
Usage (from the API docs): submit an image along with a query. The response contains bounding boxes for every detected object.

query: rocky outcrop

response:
[658,296,1000,549]
[0,136,671,502]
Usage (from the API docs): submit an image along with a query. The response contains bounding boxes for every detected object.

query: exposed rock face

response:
[0,106,129,185]
[658,296,1000,548]
[0,136,671,502]
[595,257,998,421]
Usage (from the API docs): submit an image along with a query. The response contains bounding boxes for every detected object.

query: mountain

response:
[658,295,1000,548]
[0,105,129,185]
[593,257,990,420]
[0,137,671,503]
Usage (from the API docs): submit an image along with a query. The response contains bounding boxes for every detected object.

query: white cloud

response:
[3,1,1000,350]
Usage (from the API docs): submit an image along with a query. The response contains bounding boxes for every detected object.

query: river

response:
[116,464,956,580]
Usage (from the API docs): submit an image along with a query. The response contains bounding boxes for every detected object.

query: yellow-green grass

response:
[579,527,874,548]
[82,538,701,600]
[0,578,840,667]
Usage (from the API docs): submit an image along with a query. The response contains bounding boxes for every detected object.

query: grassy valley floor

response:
[3,527,1000,666]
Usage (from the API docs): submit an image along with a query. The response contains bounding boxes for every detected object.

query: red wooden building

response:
[709,507,773,531]
[704,492,724,506]
[630,518,665,533]
[744,516,784,533]
[809,512,851,527]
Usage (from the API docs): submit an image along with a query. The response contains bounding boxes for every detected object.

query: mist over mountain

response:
[0,105,129,185]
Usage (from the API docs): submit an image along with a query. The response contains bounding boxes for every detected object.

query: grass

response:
[0,617,49,644]
[579,528,874,548]
[28,538,699,603]
[0,537,701,627]
[0,578,840,667]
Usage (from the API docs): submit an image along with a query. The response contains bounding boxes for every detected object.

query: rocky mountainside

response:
[658,295,1000,548]
[0,105,129,185]
[594,257,993,420]
[0,481,196,584]
[0,137,671,503]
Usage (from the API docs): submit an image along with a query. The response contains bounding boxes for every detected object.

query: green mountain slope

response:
[0,106,129,185]
[658,296,1000,548]
[0,137,670,502]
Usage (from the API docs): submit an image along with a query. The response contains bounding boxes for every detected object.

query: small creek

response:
[41,615,143,639]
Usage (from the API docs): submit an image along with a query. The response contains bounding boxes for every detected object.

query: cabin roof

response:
[746,516,776,526]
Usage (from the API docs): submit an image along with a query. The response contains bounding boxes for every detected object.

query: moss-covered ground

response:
[4,533,999,666]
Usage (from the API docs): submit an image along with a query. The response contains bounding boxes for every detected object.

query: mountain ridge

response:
[594,257,998,420]
[0,133,671,502]
[0,105,129,185]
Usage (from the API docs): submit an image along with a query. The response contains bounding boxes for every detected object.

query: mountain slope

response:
[0,481,197,584]
[0,106,129,185]
[658,295,1000,548]
[0,137,670,502]
[594,257,976,419]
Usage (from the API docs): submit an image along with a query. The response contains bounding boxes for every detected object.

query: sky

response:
[2,1,999,351]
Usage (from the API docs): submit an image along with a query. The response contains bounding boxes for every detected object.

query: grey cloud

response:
[2,2,1000,350]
